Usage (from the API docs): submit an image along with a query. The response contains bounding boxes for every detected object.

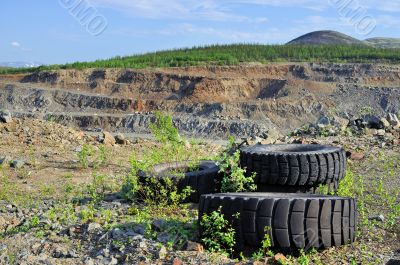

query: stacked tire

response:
[199,193,357,250]
[239,144,347,193]
[198,144,357,251]
[140,143,357,251]
[137,160,220,203]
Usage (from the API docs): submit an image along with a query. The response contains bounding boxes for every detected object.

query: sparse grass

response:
[0,117,399,264]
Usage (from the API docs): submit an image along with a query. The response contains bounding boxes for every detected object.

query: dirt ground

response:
[0,117,399,264]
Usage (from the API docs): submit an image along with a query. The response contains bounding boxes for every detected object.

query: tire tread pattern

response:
[240,145,346,190]
[199,194,356,250]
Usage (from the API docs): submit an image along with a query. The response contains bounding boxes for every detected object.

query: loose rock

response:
[0,109,12,123]
[102,131,115,146]
[10,159,25,169]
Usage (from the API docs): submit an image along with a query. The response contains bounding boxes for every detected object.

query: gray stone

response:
[369,214,385,222]
[380,118,391,128]
[114,133,126,145]
[388,113,400,127]
[10,159,25,169]
[87,222,102,233]
[125,230,138,237]
[102,131,115,146]
[111,228,125,239]
[157,245,168,260]
[0,110,12,123]
[138,241,147,249]
[185,241,204,252]
[362,114,384,129]
[74,146,82,153]
[133,225,146,235]
[151,219,166,231]
[109,257,118,265]
[316,116,330,126]
[0,156,9,165]
[333,116,350,131]
[376,129,386,136]
[157,232,174,244]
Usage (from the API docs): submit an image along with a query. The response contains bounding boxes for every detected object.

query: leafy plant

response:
[252,227,273,260]
[218,137,256,192]
[121,174,140,201]
[77,144,94,168]
[297,249,311,265]
[150,112,181,144]
[200,207,236,257]
[138,176,193,206]
[94,145,108,168]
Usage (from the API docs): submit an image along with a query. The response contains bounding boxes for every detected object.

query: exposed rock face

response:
[1,63,400,139]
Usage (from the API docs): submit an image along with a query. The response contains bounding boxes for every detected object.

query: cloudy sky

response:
[1,0,399,64]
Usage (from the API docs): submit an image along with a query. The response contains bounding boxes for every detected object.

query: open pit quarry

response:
[1,63,400,139]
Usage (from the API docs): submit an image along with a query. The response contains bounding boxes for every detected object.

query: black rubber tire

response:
[199,193,356,250]
[240,144,346,190]
[138,160,220,203]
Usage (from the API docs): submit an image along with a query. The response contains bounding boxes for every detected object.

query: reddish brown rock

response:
[350,151,365,160]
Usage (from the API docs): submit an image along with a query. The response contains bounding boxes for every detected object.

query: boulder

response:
[157,246,168,259]
[348,151,365,161]
[387,113,400,127]
[184,241,204,252]
[102,131,115,146]
[380,118,391,128]
[10,159,25,169]
[0,156,9,165]
[316,116,330,127]
[0,110,12,123]
[333,116,350,131]
[361,114,384,129]
[114,133,127,145]
[376,129,386,137]
[172,258,183,265]
[364,128,377,136]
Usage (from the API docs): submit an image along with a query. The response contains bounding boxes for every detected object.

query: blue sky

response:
[1,0,399,64]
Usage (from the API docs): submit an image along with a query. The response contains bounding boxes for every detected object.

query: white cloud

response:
[88,0,400,19]
[375,15,400,28]
[10,41,32,52]
[158,23,287,43]
[11,41,21,47]
[88,0,268,23]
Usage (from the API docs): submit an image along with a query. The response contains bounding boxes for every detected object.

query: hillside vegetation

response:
[1,44,400,75]
[364,37,400,48]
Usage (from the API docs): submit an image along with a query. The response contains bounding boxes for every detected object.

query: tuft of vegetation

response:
[200,207,236,257]
[218,136,256,193]
[77,144,94,169]
[120,112,196,206]
[252,227,273,261]
[149,112,182,144]
[2,44,400,75]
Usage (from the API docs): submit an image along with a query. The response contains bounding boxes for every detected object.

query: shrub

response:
[150,111,181,144]
[252,227,273,260]
[138,176,193,206]
[218,136,256,192]
[77,144,94,168]
[200,207,236,257]
[121,112,195,205]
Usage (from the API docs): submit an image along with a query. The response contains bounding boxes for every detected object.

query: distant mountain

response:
[0,61,42,68]
[364,37,400,48]
[287,30,367,46]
